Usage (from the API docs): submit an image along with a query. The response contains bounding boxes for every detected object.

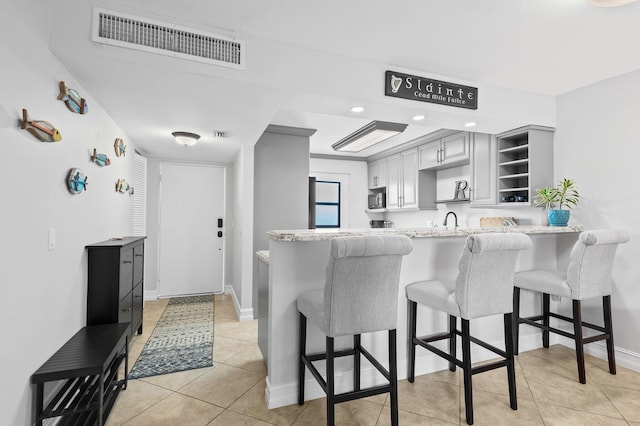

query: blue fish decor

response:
[67,168,88,194]
[116,178,132,194]
[90,148,111,167]
[58,81,88,114]
[21,109,62,142]
[114,138,127,157]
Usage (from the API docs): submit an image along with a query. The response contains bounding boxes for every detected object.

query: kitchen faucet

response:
[443,211,458,229]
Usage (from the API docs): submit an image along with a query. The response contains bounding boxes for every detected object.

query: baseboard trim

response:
[144,289,159,301]
[556,335,640,372]
[228,285,254,322]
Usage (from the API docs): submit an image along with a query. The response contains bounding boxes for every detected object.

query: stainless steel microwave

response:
[368,193,386,209]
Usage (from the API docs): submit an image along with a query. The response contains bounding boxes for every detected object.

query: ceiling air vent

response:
[91,7,245,70]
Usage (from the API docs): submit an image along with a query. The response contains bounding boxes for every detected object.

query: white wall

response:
[309,157,370,229]
[230,145,255,319]
[555,70,640,360]
[0,4,136,425]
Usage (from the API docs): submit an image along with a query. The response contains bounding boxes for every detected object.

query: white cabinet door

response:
[418,140,440,170]
[401,149,418,208]
[368,159,386,189]
[470,133,497,206]
[386,154,401,209]
[442,132,470,165]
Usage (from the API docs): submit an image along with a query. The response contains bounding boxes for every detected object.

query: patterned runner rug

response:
[129,294,214,379]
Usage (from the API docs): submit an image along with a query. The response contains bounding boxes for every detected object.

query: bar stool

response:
[513,229,629,384]
[297,235,412,426]
[406,233,531,425]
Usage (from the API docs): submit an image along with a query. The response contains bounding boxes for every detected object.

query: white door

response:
[158,163,225,297]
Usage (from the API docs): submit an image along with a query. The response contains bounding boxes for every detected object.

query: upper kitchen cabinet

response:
[419,132,470,170]
[387,148,436,210]
[367,158,386,190]
[470,132,497,206]
[496,125,554,206]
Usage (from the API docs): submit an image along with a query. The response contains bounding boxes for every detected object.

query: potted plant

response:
[534,178,580,226]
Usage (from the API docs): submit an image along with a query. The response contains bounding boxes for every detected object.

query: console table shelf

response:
[32,323,129,426]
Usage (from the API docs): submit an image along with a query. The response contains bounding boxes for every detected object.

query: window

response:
[315,180,340,228]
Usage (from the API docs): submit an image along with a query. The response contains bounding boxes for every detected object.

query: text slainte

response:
[385,70,478,110]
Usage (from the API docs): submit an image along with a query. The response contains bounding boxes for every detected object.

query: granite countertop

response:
[266,225,584,242]
[256,250,270,264]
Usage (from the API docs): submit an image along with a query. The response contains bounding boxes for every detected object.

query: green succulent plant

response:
[534,178,580,210]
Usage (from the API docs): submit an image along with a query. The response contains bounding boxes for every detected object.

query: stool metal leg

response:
[389,329,399,426]
[461,319,473,425]
[354,334,361,391]
[449,315,457,372]
[542,293,550,348]
[298,312,307,405]
[572,300,587,384]
[504,313,517,410]
[407,300,417,383]
[603,295,616,375]
[513,287,521,355]
[326,336,335,426]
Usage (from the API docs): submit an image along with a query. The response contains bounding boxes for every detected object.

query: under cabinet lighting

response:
[331,120,408,152]
[587,0,637,6]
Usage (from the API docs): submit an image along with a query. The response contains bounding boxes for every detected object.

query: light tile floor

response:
[107,295,640,425]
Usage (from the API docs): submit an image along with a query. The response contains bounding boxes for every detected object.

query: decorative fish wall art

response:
[90,148,111,167]
[114,138,127,157]
[57,81,88,114]
[115,178,132,194]
[21,109,62,142]
[67,168,88,194]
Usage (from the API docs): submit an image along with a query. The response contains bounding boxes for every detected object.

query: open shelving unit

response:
[496,125,554,206]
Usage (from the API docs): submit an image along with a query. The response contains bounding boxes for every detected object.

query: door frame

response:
[156,161,227,297]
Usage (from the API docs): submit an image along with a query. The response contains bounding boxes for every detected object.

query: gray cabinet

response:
[470,132,497,206]
[496,125,554,206]
[387,148,436,210]
[419,132,470,170]
[367,158,386,189]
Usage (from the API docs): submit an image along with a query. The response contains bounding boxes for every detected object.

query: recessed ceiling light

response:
[412,115,425,121]
[464,122,477,128]
[350,106,364,113]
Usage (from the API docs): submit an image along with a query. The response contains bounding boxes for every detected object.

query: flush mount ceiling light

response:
[331,120,408,152]
[350,106,365,113]
[172,131,200,147]
[587,0,637,6]
[412,114,425,121]
[464,122,477,128]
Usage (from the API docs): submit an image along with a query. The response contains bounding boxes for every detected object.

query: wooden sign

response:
[385,70,478,110]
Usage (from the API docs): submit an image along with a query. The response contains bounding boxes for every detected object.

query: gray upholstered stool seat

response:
[513,229,630,384]
[406,233,531,425]
[297,235,412,426]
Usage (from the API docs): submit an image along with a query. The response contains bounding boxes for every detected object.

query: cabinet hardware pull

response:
[122,260,132,264]
[135,254,143,257]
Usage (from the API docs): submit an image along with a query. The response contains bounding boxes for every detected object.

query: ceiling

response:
[47,0,640,163]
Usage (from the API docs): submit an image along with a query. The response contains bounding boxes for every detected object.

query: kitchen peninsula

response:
[259,225,582,409]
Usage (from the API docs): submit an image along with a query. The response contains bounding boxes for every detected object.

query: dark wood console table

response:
[31,323,129,426]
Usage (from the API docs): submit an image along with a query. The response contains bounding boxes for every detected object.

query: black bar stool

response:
[297,235,412,426]
[406,233,531,425]
[513,229,629,384]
